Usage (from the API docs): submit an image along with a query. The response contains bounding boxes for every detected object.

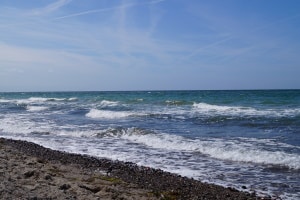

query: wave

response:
[111,130,300,170]
[0,115,48,134]
[98,100,119,108]
[68,97,78,101]
[0,99,11,103]
[94,127,152,138]
[26,106,48,112]
[192,102,300,117]
[85,109,133,119]
[14,97,77,104]
[165,100,188,106]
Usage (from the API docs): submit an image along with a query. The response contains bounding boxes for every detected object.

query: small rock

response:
[78,184,101,193]
[45,174,52,180]
[59,184,71,190]
[28,197,38,200]
[228,187,239,192]
[106,166,113,176]
[24,171,35,178]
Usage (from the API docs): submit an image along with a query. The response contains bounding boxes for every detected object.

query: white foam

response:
[0,99,11,103]
[26,106,48,112]
[15,97,74,104]
[68,97,78,101]
[52,129,96,138]
[192,102,300,117]
[0,114,53,135]
[86,109,133,119]
[120,131,300,170]
[99,100,119,107]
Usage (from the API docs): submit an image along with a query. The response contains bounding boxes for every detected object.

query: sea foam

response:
[86,109,132,119]
[120,131,300,170]
[192,102,300,117]
[16,97,76,104]
[26,106,48,112]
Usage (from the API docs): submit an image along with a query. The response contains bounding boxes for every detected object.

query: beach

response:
[0,137,273,200]
[0,90,299,199]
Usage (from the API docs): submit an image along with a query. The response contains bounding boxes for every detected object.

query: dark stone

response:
[59,184,71,190]
[106,166,113,176]
[227,187,239,192]
[78,184,101,193]
[45,174,52,180]
[24,171,35,178]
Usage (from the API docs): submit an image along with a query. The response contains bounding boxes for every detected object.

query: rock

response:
[78,184,101,193]
[228,187,239,192]
[44,174,52,180]
[24,171,35,178]
[59,184,71,190]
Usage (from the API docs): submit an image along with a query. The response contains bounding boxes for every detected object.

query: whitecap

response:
[16,97,56,104]
[99,100,119,107]
[86,109,132,119]
[26,106,48,112]
[68,97,78,101]
[0,99,11,103]
[192,102,300,117]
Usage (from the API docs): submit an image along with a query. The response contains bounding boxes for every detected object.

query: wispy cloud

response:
[53,0,166,20]
[182,36,234,60]
[0,9,183,73]
[251,13,300,33]
[181,2,300,64]
[1,0,298,91]
[30,0,72,16]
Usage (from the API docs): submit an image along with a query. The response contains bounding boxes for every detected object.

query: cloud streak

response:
[53,0,166,20]
[0,0,299,91]
[30,0,72,16]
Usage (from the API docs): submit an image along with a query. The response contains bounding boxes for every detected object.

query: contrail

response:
[183,13,300,60]
[31,0,72,16]
[251,13,300,33]
[183,36,234,60]
[53,0,167,20]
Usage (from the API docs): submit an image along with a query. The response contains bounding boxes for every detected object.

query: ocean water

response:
[0,90,299,199]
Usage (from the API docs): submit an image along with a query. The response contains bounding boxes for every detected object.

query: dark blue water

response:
[0,90,299,199]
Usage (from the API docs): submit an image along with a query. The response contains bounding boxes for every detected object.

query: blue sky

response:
[0,0,300,91]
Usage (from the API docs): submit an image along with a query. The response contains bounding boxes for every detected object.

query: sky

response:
[0,0,300,91]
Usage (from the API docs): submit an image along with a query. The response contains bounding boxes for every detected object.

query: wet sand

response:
[0,138,276,199]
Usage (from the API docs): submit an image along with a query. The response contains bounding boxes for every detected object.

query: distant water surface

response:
[0,90,299,199]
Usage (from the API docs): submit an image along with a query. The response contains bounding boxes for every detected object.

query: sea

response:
[0,90,299,199]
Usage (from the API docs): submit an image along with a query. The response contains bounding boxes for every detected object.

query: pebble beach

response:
[0,138,277,200]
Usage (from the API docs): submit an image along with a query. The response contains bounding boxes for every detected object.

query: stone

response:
[59,184,71,190]
[24,171,35,178]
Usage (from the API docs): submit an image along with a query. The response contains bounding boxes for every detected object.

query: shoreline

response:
[0,138,276,199]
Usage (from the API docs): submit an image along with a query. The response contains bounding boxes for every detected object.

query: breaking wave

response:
[13,97,77,104]
[26,106,48,112]
[98,100,119,108]
[192,102,300,117]
[85,109,133,119]
[113,130,300,170]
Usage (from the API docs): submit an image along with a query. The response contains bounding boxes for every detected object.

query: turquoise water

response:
[0,90,299,199]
